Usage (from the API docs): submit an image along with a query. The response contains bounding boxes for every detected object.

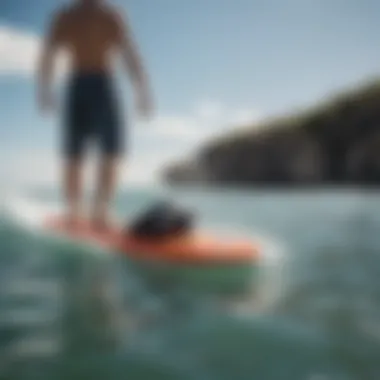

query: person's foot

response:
[91,207,112,232]
[64,212,81,230]
[91,217,110,232]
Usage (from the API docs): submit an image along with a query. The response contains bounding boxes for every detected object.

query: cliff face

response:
[163,79,380,186]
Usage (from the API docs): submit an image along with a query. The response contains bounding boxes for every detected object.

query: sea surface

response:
[0,186,380,380]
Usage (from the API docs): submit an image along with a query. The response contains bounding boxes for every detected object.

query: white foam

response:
[3,195,62,230]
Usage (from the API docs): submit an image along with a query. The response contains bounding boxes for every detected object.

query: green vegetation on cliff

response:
[164,78,380,186]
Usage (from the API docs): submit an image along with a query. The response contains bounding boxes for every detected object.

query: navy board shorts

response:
[62,72,124,159]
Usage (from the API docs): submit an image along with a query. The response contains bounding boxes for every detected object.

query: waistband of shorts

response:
[69,70,112,82]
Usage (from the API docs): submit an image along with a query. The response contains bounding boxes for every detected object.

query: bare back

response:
[52,5,123,72]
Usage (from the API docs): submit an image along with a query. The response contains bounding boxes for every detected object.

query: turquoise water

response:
[1,187,380,380]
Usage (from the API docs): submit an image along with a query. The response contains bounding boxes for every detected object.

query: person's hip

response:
[61,71,125,158]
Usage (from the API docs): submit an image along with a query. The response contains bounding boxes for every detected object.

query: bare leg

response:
[64,159,83,227]
[92,156,119,229]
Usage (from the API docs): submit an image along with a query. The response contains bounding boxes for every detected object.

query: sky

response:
[1,0,380,188]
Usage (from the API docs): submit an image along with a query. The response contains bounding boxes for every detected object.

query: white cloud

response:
[193,99,262,130]
[126,150,184,184]
[135,115,202,140]
[136,100,262,143]
[228,108,262,127]
[0,25,39,75]
[194,100,223,122]
[0,25,67,78]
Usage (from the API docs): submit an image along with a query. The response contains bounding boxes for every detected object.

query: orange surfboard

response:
[45,216,261,266]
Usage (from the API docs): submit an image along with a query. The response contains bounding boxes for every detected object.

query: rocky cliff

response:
[163,79,380,187]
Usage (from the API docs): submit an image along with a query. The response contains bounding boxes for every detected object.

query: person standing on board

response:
[37,0,153,228]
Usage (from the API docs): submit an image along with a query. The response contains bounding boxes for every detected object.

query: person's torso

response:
[60,6,117,72]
